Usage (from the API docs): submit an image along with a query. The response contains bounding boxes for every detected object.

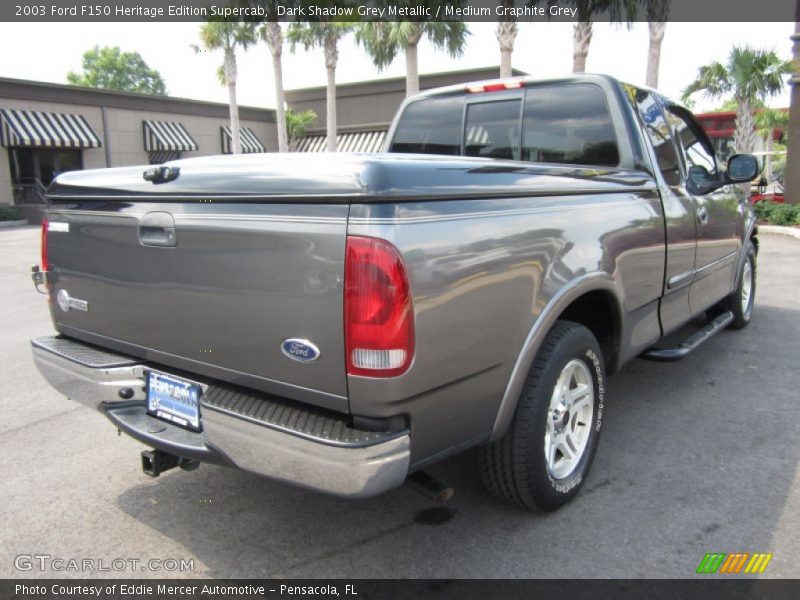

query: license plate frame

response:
[145,371,202,432]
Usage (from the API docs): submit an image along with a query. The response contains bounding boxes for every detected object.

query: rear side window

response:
[389,96,463,155]
[522,85,619,167]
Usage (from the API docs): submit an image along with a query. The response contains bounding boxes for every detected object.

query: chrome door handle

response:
[139,211,177,247]
[697,206,709,225]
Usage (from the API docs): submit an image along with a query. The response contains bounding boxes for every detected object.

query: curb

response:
[759,225,800,240]
[0,220,29,229]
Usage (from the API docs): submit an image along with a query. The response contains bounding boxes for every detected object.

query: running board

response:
[642,311,734,362]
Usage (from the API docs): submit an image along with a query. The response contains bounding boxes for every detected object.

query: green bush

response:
[754,201,800,226]
[0,206,22,221]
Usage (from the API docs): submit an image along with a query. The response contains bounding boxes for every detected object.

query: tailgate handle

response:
[139,212,177,247]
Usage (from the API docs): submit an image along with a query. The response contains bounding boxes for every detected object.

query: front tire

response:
[726,241,756,329]
[478,321,605,511]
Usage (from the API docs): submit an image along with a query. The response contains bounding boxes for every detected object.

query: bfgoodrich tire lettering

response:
[478,321,605,511]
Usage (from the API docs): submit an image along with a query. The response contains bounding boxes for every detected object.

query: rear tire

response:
[726,241,756,330]
[478,321,605,511]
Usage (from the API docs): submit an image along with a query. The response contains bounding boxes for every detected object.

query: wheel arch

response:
[489,273,623,442]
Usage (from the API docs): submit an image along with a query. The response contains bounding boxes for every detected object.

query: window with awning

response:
[0,109,102,149]
[296,130,387,153]
[220,126,266,154]
[142,120,197,164]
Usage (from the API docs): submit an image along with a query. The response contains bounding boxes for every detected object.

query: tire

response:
[726,241,756,329]
[478,321,605,511]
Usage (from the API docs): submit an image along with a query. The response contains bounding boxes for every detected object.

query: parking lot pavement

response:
[1,225,798,579]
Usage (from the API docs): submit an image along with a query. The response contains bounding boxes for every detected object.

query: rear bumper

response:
[31,336,410,498]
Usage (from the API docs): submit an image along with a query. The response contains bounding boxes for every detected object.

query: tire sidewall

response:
[729,242,756,327]
[740,244,756,322]
[522,327,605,507]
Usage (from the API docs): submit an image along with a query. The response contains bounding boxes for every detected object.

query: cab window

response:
[521,84,619,167]
[389,96,463,156]
[464,100,521,160]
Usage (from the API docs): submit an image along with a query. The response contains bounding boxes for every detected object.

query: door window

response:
[632,90,683,186]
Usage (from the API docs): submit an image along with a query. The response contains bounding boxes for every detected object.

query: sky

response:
[0,21,794,113]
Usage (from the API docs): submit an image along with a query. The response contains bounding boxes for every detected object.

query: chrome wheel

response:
[544,359,594,480]
[741,259,753,318]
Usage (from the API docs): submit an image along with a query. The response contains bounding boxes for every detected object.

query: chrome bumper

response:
[31,336,410,498]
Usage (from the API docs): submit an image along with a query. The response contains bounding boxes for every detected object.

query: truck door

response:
[665,106,742,314]
[631,89,697,336]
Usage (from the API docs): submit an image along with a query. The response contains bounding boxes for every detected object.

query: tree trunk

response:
[734,97,756,154]
[496,21,518,78]
[405,42,419,97]
[324,33,338,152]
[572,22,592,73]
[646,22,666,88]
[764,134,773,183]
[224,48,241,155]
[784,15,800,204]
[265,22,287,153]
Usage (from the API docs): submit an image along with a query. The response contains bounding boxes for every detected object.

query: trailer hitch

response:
[141,449,199,478]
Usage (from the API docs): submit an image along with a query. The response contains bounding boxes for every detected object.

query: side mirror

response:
[726,154,759,183]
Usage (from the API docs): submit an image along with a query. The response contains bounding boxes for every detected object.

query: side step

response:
[642,311,733,362]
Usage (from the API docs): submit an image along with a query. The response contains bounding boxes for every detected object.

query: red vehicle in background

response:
[696,110,786,204]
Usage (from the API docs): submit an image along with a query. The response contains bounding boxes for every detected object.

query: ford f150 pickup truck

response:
[31,75,760,511]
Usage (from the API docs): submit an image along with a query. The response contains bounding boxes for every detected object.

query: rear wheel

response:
[478,321,605,511]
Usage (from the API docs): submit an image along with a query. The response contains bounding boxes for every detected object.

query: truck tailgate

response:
[45,200,349,412]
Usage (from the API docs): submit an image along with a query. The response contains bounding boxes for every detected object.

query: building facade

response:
[0,77,277,221]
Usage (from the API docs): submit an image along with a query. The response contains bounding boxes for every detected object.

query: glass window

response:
[521,84,619,167]
[464,100,521,160]
[632,89,683,186]
[667,108,717,173]
[389,96,463,156]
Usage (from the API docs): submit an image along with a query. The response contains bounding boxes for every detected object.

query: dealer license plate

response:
[146,371,202,431]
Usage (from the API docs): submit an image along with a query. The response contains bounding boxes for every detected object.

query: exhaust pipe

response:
[141,449,199,478]
[406,471,454,504]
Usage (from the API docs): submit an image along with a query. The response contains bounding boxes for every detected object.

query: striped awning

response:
[148,150,182,165]
[143,120,197,153]
[220,126,266,154]
[0,109,102,149]
[296,130,387,153]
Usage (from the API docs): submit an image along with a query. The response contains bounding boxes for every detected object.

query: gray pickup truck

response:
[31,75,759,511]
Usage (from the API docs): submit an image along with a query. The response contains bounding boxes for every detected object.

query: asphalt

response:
[1,225,798,579]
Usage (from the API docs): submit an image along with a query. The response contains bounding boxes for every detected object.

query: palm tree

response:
[569,0,638,73]
[356,18,469,97]
[682,46,792,155]
[194,21,255,154]
[754,108,789,183]
[288,23,354,152]
[645,0,669,88]
[286,109,318,152]
[261,21,288,153]
[496,16,518,79]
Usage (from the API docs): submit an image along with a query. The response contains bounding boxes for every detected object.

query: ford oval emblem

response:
[281,339,320,363]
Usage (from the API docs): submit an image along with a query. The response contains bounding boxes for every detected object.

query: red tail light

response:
[345,236,414,378]
[41,218,49,272]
